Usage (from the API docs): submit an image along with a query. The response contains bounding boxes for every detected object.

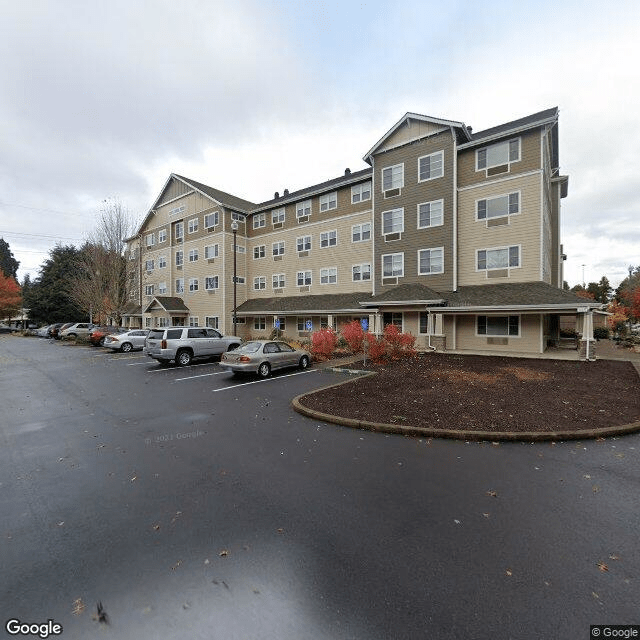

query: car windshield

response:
[235,342,262,353]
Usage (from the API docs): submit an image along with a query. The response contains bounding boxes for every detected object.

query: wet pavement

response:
[1,335,639,639]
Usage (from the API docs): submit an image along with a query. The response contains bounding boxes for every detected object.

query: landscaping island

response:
[294,353,640,441]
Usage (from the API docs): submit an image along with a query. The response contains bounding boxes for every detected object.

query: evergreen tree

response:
[0,238,20,278]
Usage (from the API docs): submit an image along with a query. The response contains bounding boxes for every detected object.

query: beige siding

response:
[457,130,542,189]
[457,173,542,286]
[453,314,543,353]
[377,119,448,153]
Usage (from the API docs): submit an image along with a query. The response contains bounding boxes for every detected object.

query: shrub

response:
[310,327,338,360]
[593,327,610,340]
[383,324,417,359]
[364,333,387,363]
[340,320,365,353]
[269,327,283,340]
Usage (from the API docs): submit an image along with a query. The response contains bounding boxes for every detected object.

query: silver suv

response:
[145,327,241,366]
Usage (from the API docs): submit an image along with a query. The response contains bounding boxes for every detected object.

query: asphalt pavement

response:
[1,335,639,639]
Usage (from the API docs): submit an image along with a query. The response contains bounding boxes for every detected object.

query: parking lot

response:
[2,335,639,640]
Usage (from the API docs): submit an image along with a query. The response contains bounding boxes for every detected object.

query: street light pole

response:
[231,220,238,334]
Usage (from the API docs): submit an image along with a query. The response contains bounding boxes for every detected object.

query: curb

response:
[292,372,640,442]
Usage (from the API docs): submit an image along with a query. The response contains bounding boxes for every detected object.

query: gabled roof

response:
[121,302,142,316]
[143,296,190,314]
[173,174,256,213]
[252,168,372,212]
[363,112,470,164]
[459,107,559,149]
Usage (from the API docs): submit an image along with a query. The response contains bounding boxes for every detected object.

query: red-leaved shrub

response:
[311,327,338,360]
[383,324,417,359]
[340,320,365,353]
[364,333,387,363]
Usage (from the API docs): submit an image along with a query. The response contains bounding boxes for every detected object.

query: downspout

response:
[425,308,436,351]
[452,127,458,292]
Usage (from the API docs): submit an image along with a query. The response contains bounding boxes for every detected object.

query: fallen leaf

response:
[276,528,284,534]
[171,560,182,570]
[219,549,229,557]
[505,569,512,577]
[609,554,620,561]
[454,519,461,525]
[592,486,599,493]
[152,524,160,531]
[486,490,498,497]
[482,513,490,518]
[130,475,137,482]
[592,591,599,599]
[597,562,608,572]
[72,598,85,615]
[204,559,210,565]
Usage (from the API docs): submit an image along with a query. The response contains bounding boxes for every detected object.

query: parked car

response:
[89,325,124,346]
[103,329,149,353]
[220,340,311,378]
[59,322,94,339]
[36,325,54,337]
[144,327,241,366]
[52,323,74,339]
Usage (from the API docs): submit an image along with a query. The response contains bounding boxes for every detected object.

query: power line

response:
[0,230,83,242]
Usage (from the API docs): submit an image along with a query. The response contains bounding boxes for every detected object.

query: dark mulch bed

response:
[300,354,640,433]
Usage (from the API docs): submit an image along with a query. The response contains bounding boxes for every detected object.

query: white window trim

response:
[253,276,266,290]
[272,241,285,256]
[158,229,167,243]
[188,218,199,234]
[475,137,521,172]
[418,150,444,182]
[253,213,266,229]
[253,245,266,259]
[205,316,219,329]
[417,247,445,275]
[351,182,372,204]
[296,200,312,218]
[320,267,338,285]
[382,208,404,235]
[475,315,521,338]
[319,192,337,212]
[188,249,199,262]
[296,270,312,286]
[476,245,522,272]
[352,223,371,243]
[352,263,372,281]
[158,282,167,294]
[272,208,285,224]
[188,278,199,292]
[475,191,521,221]
[205,244,219,259]
[381,163,404,192]
[417,200,444,229]
[272,273,286,289]
[254,317,266,331]
[204,212,219,228]
[205,276,219,291]
[320,229,337,248]
[382,252,404,278]
[296,236,312,252]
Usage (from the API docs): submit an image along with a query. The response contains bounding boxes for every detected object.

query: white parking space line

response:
[147,362,219,373]
[127,362,153,366]
[211,369,316,392]
[175,371,227,382]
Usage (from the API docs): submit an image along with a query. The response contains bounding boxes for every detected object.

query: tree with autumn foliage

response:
[614,265,640,322]
[0,271,21,321]
[607,300,629,333]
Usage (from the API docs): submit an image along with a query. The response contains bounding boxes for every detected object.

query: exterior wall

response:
[457,130,542,189]
[377,119,448,153]
[453,313,543,354]
[372,129,456,292]
[457,172,543,286]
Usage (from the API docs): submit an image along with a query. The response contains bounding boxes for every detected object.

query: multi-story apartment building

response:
[124,107,601,359]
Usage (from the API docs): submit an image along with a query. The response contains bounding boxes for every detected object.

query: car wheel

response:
[121,342,133,353]
[176,350,193,366]
[299,355,310,370]
[258,362,271,378]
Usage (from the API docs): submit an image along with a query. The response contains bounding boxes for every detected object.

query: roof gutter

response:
[457,115,558,150]
[443,303,604,313]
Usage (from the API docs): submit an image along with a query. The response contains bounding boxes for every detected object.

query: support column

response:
[431,313,446,351]
[578,310,596,361]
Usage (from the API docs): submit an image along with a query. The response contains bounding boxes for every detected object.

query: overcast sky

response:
[1,0,638,289]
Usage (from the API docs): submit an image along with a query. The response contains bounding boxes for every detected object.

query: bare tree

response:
[69,199,135,325]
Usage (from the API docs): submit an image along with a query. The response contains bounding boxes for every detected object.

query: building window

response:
[476,138,520,171]
[233,276,245,284]
[175,251,183,266]
[159,256,167,268]
[297,236,311,252]
[188,218,198,233]
[272,273,285,288]
[231,212,245,223]
[158,282,167,294]
[175,222,184,240]
[204,212,219,228]
[144,285,154,296]
[320,192,337,211]
[382,164,403,191]
[477,315,520,337]
[477,193,520,220]
[351,182,371,203]
[254,245,266,259]
[233,243,245,254]
[320,267,337,284]
[145,317,151,328]
[417,200,444,228]
[418,248,444,275]
[254,317,266,331]
[189,316,199,327]
[175,278,184,293]
[352,264,371,281]
[189,249,199,262]
[205,276,219,290]
[253,213,266,229]
[189,278,199,292]
[382,208,404,234]
[320,230,337,248]
[158,317,169,327]
[205,244,219,259]
[274,317,286,330]
[297,271,312,286]
[418,151,444,181]
[477,246,520,271]
[205,316,219,329]
[145,260,154,271]
[296,200,311,218]
[158,229,167,243]
[145,233,156,248]
[272,208,285,224]
[272,241,285,256]
[169,205,186,216]
[352,223,371,242]
[254,276,266,290]
[297,317,313,331]
[383,312,403,329]
[382,253,404,277]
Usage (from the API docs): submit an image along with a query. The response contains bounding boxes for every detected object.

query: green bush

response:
[593,327,610,340]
